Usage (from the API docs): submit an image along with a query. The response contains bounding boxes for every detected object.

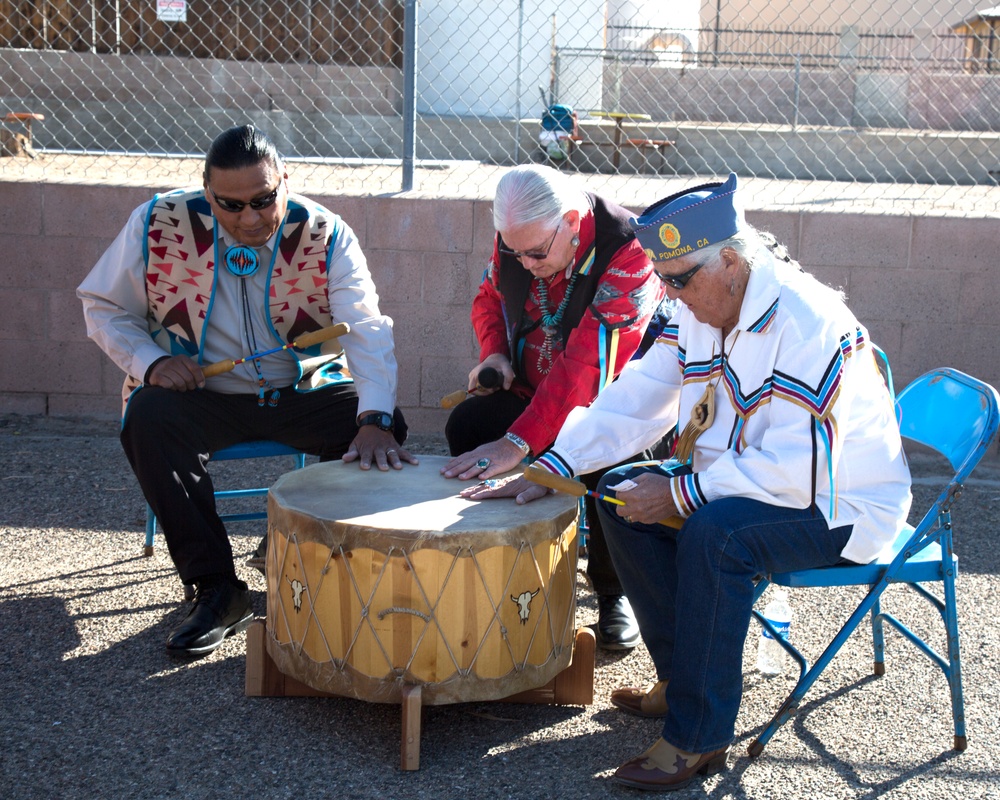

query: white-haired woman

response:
[441,163,671,650]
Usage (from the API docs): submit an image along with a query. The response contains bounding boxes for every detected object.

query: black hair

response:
[203,124,280,181]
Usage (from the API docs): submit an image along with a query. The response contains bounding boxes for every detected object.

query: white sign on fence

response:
[156,0,187,23]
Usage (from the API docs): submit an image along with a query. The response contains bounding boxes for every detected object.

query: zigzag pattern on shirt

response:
[723,330,863,453]
[145,190,334,358]
[269,203,333,348]
[771,333,859,422]
[146,192,216,356]
[719,361,771,454]
[689,324,863,455]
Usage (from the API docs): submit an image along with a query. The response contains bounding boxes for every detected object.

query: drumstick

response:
[441,366,502,409]
[523,465,684,529]
[202,322,351,378]
[523,465,623,504]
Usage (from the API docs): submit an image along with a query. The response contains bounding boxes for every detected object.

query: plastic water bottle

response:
[757,589,792,677]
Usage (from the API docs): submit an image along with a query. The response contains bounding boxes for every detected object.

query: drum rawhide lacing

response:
[271,532,567,679]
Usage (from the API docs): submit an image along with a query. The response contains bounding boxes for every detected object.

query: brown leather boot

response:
[609,679,669,718]
[613,737,731,791]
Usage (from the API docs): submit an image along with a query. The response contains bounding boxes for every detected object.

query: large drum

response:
[265,456,579,705]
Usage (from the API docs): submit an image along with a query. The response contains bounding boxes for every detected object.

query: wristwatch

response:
[357,411,395,432]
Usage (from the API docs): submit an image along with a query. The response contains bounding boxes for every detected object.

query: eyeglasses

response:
[208,183,281,213]
[499,222,561,261]
[654,257,709,290]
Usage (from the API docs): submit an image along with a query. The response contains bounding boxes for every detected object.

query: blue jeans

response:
[597,463,853,753]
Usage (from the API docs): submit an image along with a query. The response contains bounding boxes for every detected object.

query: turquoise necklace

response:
[534,246,594,371]
[536,271,581,333]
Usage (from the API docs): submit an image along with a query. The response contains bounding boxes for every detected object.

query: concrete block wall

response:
[617,63,1000,132]
[0,50,400,156]
[1,179,998,436]
[1,50,399,116]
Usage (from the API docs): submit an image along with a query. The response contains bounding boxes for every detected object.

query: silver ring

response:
[477,457,491,469]
[484,479,499,489]
[386,449,397,455]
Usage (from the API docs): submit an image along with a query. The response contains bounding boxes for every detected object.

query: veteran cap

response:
[630,172,745,262]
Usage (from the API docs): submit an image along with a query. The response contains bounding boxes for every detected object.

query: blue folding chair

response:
[143,440,306,556]
[749,367,1000,756]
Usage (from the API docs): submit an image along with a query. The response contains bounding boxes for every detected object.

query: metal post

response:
[401,0,417,192]
[513,0,524,162]
[552,52,560,105]
[792,54,801,129]
[713,0,722,67]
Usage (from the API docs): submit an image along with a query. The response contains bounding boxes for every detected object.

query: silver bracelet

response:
[504,432,531,456]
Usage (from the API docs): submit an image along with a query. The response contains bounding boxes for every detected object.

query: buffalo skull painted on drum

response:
[287,577,306,612]
[511,589,540,624]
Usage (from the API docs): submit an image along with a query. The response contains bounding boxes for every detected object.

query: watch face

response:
[360,412,394,431]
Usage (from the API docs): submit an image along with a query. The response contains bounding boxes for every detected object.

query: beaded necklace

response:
[533,245,593,371]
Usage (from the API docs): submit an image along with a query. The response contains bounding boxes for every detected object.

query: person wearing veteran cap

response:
[513,172,912,790]
[78,124,416,659]
[440,164,674,650]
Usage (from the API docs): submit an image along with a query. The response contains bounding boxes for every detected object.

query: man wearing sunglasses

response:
[521,173,911,790]
[78,124,415,658]
[440,164,674,651]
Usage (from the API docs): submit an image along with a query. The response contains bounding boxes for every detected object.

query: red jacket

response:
[472,202,665,454]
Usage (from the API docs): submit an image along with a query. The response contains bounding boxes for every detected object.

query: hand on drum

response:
[440,436,524,480]
[614,473,677,525]
[459,474,550,505]
[343,427,418,471]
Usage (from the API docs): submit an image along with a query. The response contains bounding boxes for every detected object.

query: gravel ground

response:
[1,413,999,799]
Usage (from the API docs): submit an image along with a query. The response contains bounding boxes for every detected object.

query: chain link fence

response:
[2,0,999,212]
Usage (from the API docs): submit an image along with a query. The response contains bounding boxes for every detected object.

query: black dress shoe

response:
[596,594,641,651]
[165,578,253,658]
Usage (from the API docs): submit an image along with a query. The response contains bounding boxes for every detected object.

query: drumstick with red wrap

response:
[523,465,684,529]
[440,366,503,409]
[201,322,351,378]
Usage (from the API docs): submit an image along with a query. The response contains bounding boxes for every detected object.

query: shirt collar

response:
[735,248,783,334]
[217,227,279,255]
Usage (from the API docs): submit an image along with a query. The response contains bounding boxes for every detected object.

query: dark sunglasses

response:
[499,222,561,261]
[655,257,709,290]
[209,183,281,213]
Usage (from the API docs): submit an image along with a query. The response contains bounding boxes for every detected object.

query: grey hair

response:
[697,227,806,272]
[694,227,765,271]
[492,164,586,232]
[697,226,844,300]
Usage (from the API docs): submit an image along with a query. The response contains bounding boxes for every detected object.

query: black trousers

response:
[445,390,645,597]
[121,383,407,585]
